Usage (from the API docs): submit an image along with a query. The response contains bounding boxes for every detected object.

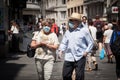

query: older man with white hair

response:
[58,12,94,80]
[103,23,113,63]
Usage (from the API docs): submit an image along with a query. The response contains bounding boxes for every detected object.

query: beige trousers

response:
[35,58,54,80]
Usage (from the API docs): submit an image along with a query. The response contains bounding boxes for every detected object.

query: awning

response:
[83,0,104,5]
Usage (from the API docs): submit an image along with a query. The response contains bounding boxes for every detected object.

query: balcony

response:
[84,0,104,5]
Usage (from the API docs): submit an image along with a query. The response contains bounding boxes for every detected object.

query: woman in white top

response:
[103,23,113,63]
[31,20,59,80]
[8,20,20,53]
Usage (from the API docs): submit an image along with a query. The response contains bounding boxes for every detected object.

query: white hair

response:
[107,23,113,28]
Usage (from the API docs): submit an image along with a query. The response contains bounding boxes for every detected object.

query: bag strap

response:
[30,31,41,46]
[88,28,95,41]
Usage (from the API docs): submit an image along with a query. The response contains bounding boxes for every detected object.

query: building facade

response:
[106,0,118,21]
[0,0,27,58]
[45,0,67,26]
[67,0,84,17]
[83,0,105,20]
[23,0,41,24]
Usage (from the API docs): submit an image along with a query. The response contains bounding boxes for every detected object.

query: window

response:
[78,6,80,13]
[74,7,76,12]
[71,8,73,14]
[61,11,66,19]
[62,0,66,4]
[81,5,83,14]
[68,9,70,17]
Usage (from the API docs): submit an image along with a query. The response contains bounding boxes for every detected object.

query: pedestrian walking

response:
[93,15,104,51]
[63,23,67,34]
[37,18,43,30]
[103,23,113,63]
[87,20,98,71]
[110,20,120,80]
[51,18,59,37]
[82,16,88,29]
[30,20,59,80]
[59,23,64,36]
[112,19,118,30]
[8,20,20,53]
[58,12,94,80]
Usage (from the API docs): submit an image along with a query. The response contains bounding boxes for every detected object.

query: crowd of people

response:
[8,12,120,80]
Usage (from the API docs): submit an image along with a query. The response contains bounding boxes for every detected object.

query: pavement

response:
[0,35,117,80]
[0,52,117,80]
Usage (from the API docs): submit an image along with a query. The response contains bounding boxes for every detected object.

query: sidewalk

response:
[0,53,117,80]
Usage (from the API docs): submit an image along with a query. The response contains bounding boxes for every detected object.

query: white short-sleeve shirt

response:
[11,26,19,34]
[32,30,59,60]
[103,29,113,43]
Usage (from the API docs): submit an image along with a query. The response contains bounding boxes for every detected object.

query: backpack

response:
[110,31,120,55]
[94,21,103,32]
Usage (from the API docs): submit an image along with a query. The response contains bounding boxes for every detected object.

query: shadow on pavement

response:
[0,55,26,80]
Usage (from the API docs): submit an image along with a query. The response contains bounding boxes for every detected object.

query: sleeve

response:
[110,31,115,44]
[10,26,14,31]
[32,31,39,41]
[85,31,94,53]
[53,33,59,45]
[103,31,107,36]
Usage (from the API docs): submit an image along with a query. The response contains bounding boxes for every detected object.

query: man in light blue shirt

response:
[58,12,94,80]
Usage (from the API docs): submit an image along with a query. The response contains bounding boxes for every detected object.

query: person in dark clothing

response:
[110,20,120,80]
[8,20,20,53]
[112,19,118,30]
[93,15,104,51]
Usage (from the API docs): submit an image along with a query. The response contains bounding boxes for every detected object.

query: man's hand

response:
[58,50,63,59]
[83,52,88,57]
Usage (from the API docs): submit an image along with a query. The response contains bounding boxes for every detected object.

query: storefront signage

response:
[112,6,118,13]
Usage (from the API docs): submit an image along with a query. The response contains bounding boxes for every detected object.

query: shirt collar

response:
[75,24,83,31]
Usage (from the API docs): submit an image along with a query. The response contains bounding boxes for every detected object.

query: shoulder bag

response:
[27,44,36,58]
[27,31,40,58]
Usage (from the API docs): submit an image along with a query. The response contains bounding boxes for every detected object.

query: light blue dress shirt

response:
[59,24,94,62]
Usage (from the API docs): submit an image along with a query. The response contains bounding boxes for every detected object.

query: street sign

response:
[112,6,118,13]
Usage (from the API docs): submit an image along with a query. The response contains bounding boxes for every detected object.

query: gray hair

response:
[107,23,113,28]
